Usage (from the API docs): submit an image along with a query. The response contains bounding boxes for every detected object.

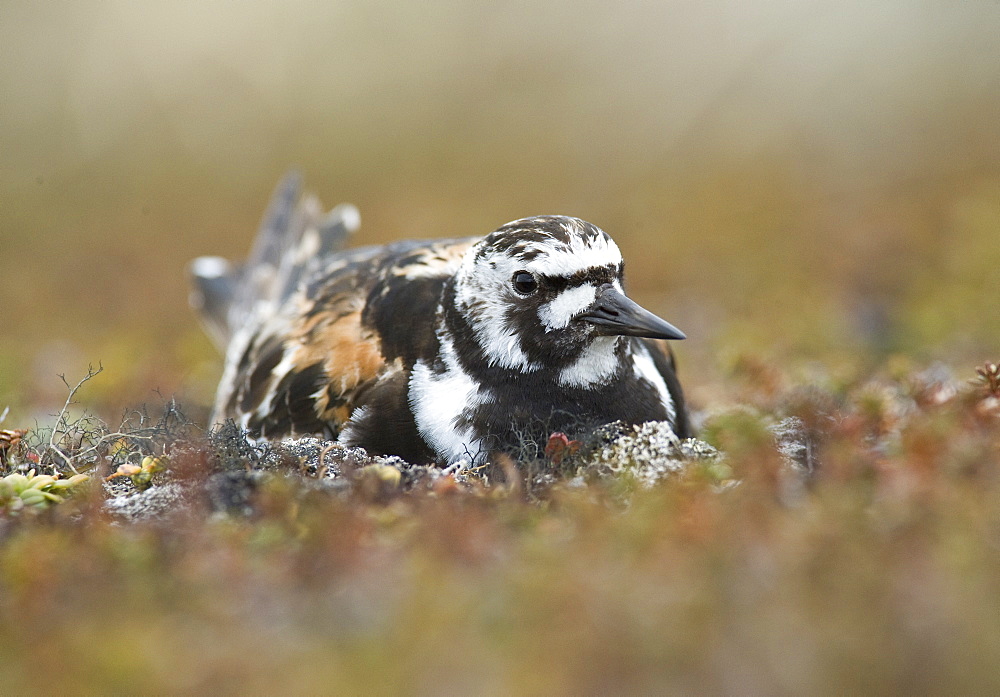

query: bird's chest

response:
[409,363,670,464]
[474,374,668,444]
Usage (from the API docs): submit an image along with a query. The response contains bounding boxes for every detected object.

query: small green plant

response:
[106,455,168,491]
[0,469,89,515]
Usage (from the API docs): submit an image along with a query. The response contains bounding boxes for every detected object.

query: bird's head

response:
[448,216,684,382]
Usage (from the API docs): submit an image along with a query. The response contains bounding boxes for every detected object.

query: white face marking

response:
[538,284,597,330]
[558,336,621,387]
[519,223,622,277]
[454,218,622,371]
[454,251,541,372]
[408,332,488,464]
[632,341,677,425]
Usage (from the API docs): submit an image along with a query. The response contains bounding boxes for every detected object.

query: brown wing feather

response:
[290,308,385,424]
[210,236,474,440]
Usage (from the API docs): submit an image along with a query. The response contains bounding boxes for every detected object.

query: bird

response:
[189,172,691,467]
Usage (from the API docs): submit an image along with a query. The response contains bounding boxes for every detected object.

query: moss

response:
[2,360,1000,694]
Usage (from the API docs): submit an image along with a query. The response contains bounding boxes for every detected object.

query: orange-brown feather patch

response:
[289,307,386,426]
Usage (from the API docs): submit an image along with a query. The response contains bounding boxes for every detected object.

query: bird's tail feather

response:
[189,171,360,350]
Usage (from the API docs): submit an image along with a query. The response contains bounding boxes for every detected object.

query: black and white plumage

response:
[190,173,691,466]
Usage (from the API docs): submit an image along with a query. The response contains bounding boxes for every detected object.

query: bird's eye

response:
[512,271,538,295]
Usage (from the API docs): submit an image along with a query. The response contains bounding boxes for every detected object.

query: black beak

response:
[578,284,686,340]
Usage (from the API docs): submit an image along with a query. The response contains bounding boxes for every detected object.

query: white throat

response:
[558,336,622,387]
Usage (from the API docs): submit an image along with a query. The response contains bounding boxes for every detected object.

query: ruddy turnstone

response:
[190,173,690,466]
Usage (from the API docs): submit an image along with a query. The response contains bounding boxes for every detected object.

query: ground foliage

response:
[1,360,999,695]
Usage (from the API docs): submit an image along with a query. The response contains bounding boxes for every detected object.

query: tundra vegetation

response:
[1,359,999,694]
[3,3,1000,692]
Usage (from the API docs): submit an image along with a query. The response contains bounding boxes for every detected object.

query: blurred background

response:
[2,0,999,424]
